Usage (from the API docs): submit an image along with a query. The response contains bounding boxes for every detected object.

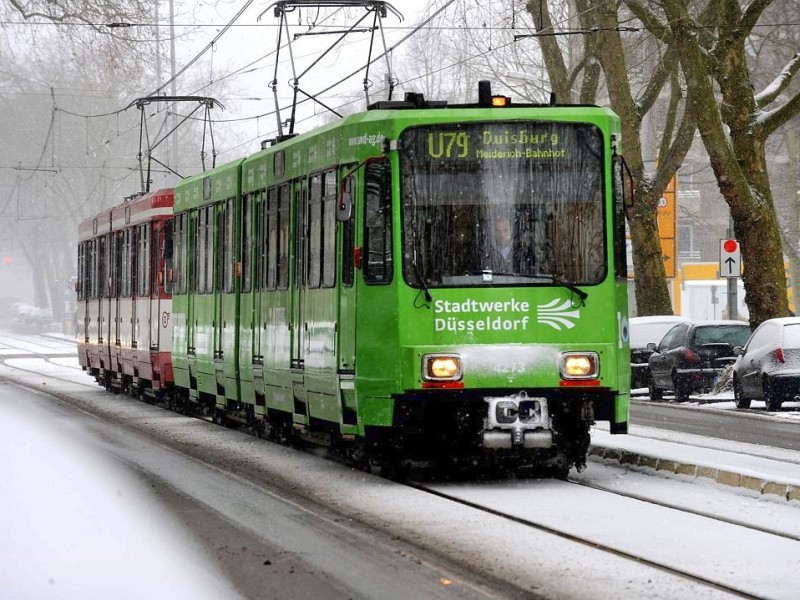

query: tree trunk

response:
[664,0,789,327]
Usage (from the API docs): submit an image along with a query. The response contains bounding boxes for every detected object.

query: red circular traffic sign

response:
[723,239,738,253]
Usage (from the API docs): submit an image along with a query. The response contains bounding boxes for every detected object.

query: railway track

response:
[412,476,795,600]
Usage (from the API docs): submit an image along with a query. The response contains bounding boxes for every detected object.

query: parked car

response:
[629,315,690,389]
[731,317,800,411]
[11,303,54,328]
[648,320,751,401]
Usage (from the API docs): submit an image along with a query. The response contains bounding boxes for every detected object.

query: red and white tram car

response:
[76,189,174,396]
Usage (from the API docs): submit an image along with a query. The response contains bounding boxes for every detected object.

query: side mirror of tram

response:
[337,189,353,222]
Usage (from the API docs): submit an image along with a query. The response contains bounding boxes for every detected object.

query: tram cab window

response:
[400,122,605,289]
[364,158,393,284]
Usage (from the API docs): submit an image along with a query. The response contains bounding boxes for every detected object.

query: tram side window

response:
[108,234,116,299]
[77,243,85,301]
[112,232,121,298]
[99,235,110,298]
[294,184,307,290]
[612,155,633,279]
[173,212,188,295]
[195,209,204,293]
[253,191,266,290]
[308,174,322,289]
[137,223,150,297]
[90,239,99,300]
[278,184,290,290]
[322,169,337,288]
[163,219,173,295]
[151,226,159,296]
[195,206,215,294]
[364,158,393,284]
[220,198,235,293]
[121,228,132,298]
[206,206,215,294]
[241,196,252,294]
[267,187,278,290]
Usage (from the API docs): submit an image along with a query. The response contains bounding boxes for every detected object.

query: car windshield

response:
[694,325,751,347]
[399,121,606,288]
[630,320,685,348]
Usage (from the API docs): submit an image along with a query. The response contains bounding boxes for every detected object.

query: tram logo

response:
[537,299,581,330]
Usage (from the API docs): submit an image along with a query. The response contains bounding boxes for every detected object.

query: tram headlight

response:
[559,352,599,379]
[422,354,462,382]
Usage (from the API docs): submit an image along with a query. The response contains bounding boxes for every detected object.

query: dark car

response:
[629,316,690,389]
[648,320,751,401]
[731,317,800,411]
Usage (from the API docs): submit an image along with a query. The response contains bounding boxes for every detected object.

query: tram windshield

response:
[400,121,606,288]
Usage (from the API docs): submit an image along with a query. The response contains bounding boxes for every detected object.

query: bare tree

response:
[526,0,694,316]
[0,3,224,321]
[2,0,161,83]
[626,0,800,327]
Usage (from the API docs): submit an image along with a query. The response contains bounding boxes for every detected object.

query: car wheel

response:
[733,376,751,409]
[648,380,663,402]
[763,377,782,411]
[672,373,691,402]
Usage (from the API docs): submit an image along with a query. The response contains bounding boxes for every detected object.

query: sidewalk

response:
[590,424,800,502]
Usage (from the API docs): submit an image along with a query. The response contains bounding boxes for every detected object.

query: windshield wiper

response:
[532,273,589,302]
[411,260,432,303]
[478,270,586,298]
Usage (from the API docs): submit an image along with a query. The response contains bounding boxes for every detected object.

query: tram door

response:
[291,180,307,370]
[337,170,357,372]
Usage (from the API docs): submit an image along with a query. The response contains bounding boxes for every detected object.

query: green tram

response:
[171,84,632,474]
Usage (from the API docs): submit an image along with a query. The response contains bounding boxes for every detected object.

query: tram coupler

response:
[481,392,553,449]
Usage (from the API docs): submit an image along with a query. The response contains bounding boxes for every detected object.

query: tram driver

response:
[485,214,516,273]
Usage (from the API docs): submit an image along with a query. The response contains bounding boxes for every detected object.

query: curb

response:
[588,445,800,503]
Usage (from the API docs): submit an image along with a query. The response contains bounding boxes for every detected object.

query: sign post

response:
[720,236,741,320]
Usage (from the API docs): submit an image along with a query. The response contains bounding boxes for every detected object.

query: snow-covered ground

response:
[2,329,800,598]
[0,386,241,600]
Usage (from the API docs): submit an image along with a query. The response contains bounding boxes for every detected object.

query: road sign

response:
[720,238,741,277]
